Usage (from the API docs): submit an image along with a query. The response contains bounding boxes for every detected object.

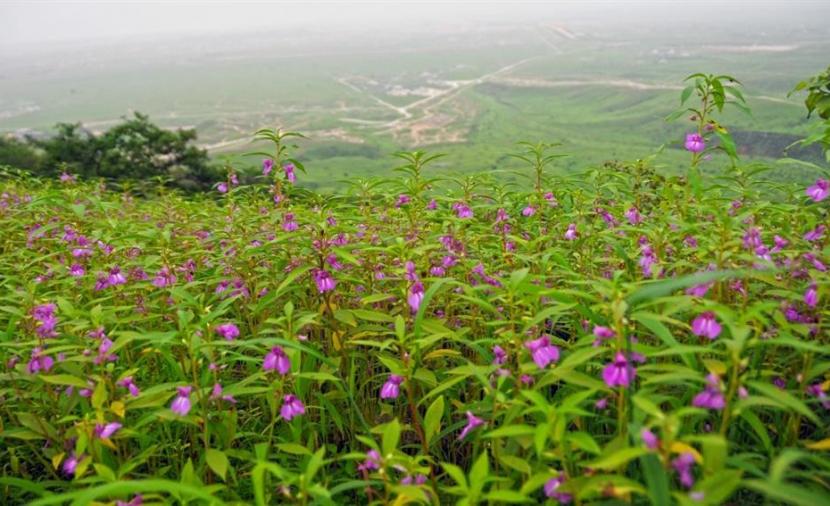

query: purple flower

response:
[602,352,635,388]
[32,303,58,338]
[284,163,296,183]
[492,345,507,365]
[691,312,721,340]
[116,495,143,506]
[452,202,473,219]
[217,182,229,194]
[396,194,411,208]
[170,386,192,416]
[692,374,725,410]
[672,453,696,488]
[60,172,76,183]
[524,335,560,369]
[69,264,85,277]
[263,346,291,375]
[215,323,240,341]
[380,374,404,400]
[522,205,536,217]
[210,383,236,404]
[427,199,437,210]
[592,325,615,346]
[625,207,643,225]
[313,269,336,293]
[684,133,705,153]
[94,422,122,439]
[641,428,659,450]
[806,179,829,202]
[280,394,305,420]
[401,474,428,486]
[544,475,572,503]
[458,411,485,440]
[564,223,578,240]
[804,225,825,242]
[358,449,382,472]
[26,347,54,374]
[262,159,273,176]
[63,453,81,476]
[118,376,140,397]
[408,281,425,313]
[152,266,177,288]
[107,267,127,287]
[805,284,818,308]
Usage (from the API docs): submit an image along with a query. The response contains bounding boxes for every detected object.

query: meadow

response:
[1,67,830,505]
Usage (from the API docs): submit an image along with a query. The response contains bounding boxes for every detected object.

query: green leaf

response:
[424,396,444,446]
[585,447,647,470]
[640,453,671,506]
[205,448,229,481]
[747,381,819,424]
[382,418,401,455]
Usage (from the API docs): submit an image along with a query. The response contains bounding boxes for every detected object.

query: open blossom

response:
[804,225,825,242]
[313,269,336,293]
[452,202,473,219]
[280,394,305,420]
[262,158,273,176]
[380,374,404,400]
[63,453,81,476]
[69,264,85,277]
[691,312,721,340]
[672,453,696,488]
[118,376,140,397]
[27,347,54,374]
[215,323,240,341]
[282,213,298,232]
[170,386,192,416]
[805,284,818,308]
[564,223,578,240]
[210,383,236,404]
[32,303,58,338]
[395,194,411,208]
[522,205,535,217]
[625,207,643,225]
[524,335,560,369]
[692,374,725,410]
[217,182,229,193]
[602,352,635,388]
[94,422,122,439]
[684,132,705,153]
[357,449,382,472]
[641,428,659,450]
[152,266,177,288]
[458,411,485,440]
[806,178,829,202]
[544,475,572,503]
[284,163,296,183]
[492,345,507,365]
[263,346,291,375]
[408,281,425,313]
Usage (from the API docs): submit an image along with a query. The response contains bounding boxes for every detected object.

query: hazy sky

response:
[2,0,829,51]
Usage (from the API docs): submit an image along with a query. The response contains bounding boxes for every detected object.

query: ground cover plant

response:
[1,71,829,505]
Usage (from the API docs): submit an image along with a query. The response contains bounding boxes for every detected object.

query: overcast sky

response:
[2,0,828,48]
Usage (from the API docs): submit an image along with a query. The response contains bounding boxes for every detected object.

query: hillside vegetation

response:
[0,70,829,505]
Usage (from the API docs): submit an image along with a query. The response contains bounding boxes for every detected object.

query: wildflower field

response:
[1,73,830,505]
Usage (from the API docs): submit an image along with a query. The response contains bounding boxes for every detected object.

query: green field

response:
[2,20,828,190]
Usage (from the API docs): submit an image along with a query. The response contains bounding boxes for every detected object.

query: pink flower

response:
[544,475,572,503]
[692,374,725,410]
[262,159,273,176]
[672,453,696,488]
[492,345,507,365]
[806,179,829,202]
[380,374,404,400]
[280,394,305,420]
[805,284,818,308]
[63,453,81,476]
[313,269,336,293]
[602,352,635,388]
[522,205,536,217]
[215,323,240,341]
[524,335,560,369]
[284,163,296,183]
[684,133,705,153]
[118,376,140,397]
[94,422,122,439]
[564,223,578,240]
[625,207,643,225]
[263,346,291,375]
[217,182,228,194]
[170,386,192,416]
[358,449,382,472]
[691,312,721,340]
[408,281,425,313]
[458,411,485,440]
[641,428,659,449]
